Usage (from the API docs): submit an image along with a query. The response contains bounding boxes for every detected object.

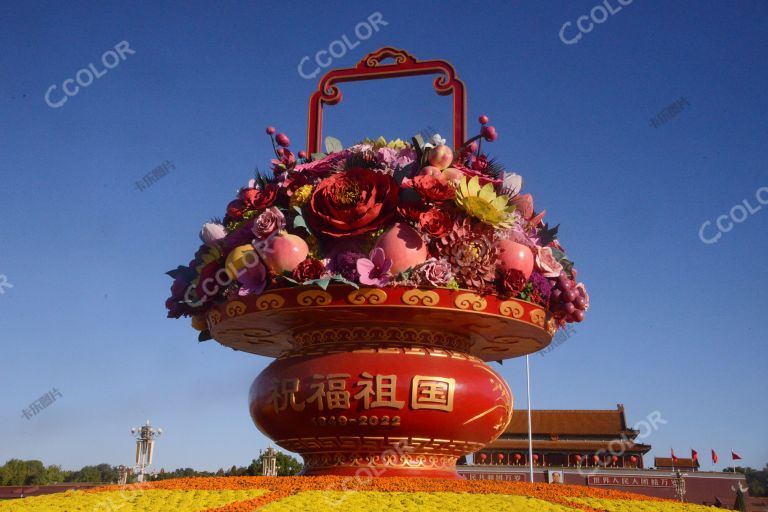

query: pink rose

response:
[535,246,563,278]
[252,207,286,239]
[413,258,453,287]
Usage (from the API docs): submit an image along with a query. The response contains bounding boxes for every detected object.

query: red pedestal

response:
[208,286,554,478]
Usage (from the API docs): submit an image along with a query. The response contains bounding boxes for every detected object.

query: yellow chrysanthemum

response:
[289,184,313,208]
[195,246,222,273]
[455,176,514,227]
[361,136,408,150]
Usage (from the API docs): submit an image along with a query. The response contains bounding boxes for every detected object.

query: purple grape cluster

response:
[549,272,586,323]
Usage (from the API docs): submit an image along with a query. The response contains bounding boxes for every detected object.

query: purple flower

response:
[376,147,417,170]
[529,271,552,302]
[331,250,365,282]
[237,260,267,296]
[413,258,453,287]
[356,248,392,287]
[252,207,285,239]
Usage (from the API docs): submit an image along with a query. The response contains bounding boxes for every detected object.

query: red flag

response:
[671,448,678,462]
[711,449,718,464]
[691,449,698,462]
[732,451,742,460]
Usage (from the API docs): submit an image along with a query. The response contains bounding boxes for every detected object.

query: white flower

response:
[501,172,523,196]
[430,133,446,146]
[422,133,446,149]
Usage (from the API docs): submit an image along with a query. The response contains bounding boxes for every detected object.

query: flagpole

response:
[526,354,534,483]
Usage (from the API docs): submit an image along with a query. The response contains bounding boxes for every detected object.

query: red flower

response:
[471,155,489,172]
[419,207,453,238]
[305,168,399,238]
[195,260,222,301]
[292,258,326,282]
[500,269,527,295]
[397,200,428,223]
[412,174,455,202]
[226,199,245,221]
[239,185,278,210]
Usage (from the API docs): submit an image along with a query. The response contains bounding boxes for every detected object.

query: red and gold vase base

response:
[249,346,513,479]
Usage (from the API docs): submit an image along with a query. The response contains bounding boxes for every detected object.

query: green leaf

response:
[324,136,343,153]
[311,152,326,161]
[293,215,307,230]
[330,275,359,289]
[166,266,195,281]
[538,223,560,246]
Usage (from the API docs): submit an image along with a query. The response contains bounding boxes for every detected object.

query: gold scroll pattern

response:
[498,300,525,319]
[401,289,440,306]
[347,288,388,305]
[255,293,285,311]
[207,310,222,327]
[276,436,483,459]
[291,330,471,355]
[297,290,333,306]
[454,293,487,311]
[529,308,546,327]
[225,301,247,318]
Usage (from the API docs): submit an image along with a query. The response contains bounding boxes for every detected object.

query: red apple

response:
[262,233,308,273]
[497,239,534,278]
[374,222,428,274]
[428,145,454,170]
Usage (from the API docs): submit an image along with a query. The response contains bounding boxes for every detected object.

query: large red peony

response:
[305,168,399,237]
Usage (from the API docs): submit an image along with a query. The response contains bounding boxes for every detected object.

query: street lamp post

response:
[131,420,162,482]
[674,469,687,502]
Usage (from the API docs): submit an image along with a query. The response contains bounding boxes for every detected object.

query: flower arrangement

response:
[165,116,589,334]
[6,476,714,512]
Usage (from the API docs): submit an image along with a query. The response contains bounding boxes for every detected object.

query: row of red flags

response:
[670,449,742,464]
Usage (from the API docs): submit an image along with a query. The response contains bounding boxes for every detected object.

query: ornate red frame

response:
[306,47,467,154]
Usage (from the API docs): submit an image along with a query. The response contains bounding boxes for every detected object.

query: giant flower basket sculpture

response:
[166,48,589,478]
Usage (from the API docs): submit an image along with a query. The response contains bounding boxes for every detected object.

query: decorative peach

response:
[374,222,428,274]
[497,239,534,279]
[441,167,463,183]
[262,233,308,273]
[428,145,454,170]
[225,244,260,280]
[419,165,443,177]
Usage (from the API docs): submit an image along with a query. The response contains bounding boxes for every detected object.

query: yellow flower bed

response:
[260,491,581,511]
[0,488,268,512]
[0,477,724,511]
[568,498,719,512]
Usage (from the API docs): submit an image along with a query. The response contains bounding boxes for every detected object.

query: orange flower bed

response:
[86,476,680,512]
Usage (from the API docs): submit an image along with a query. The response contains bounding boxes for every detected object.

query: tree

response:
[45,465,65,484]
[275,452,303,476]
[0,459,47,485]
[724,465,768,497]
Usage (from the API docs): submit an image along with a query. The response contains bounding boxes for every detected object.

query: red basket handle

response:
[306,47,467,154]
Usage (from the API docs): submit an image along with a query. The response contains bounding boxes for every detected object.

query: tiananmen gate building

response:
[459,405,752,510]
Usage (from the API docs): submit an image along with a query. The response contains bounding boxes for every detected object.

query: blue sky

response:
[0,0,766,472]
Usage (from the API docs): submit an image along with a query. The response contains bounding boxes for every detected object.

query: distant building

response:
[461,404,750,509]
[655,457,700,472]
[474,404,650,468]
